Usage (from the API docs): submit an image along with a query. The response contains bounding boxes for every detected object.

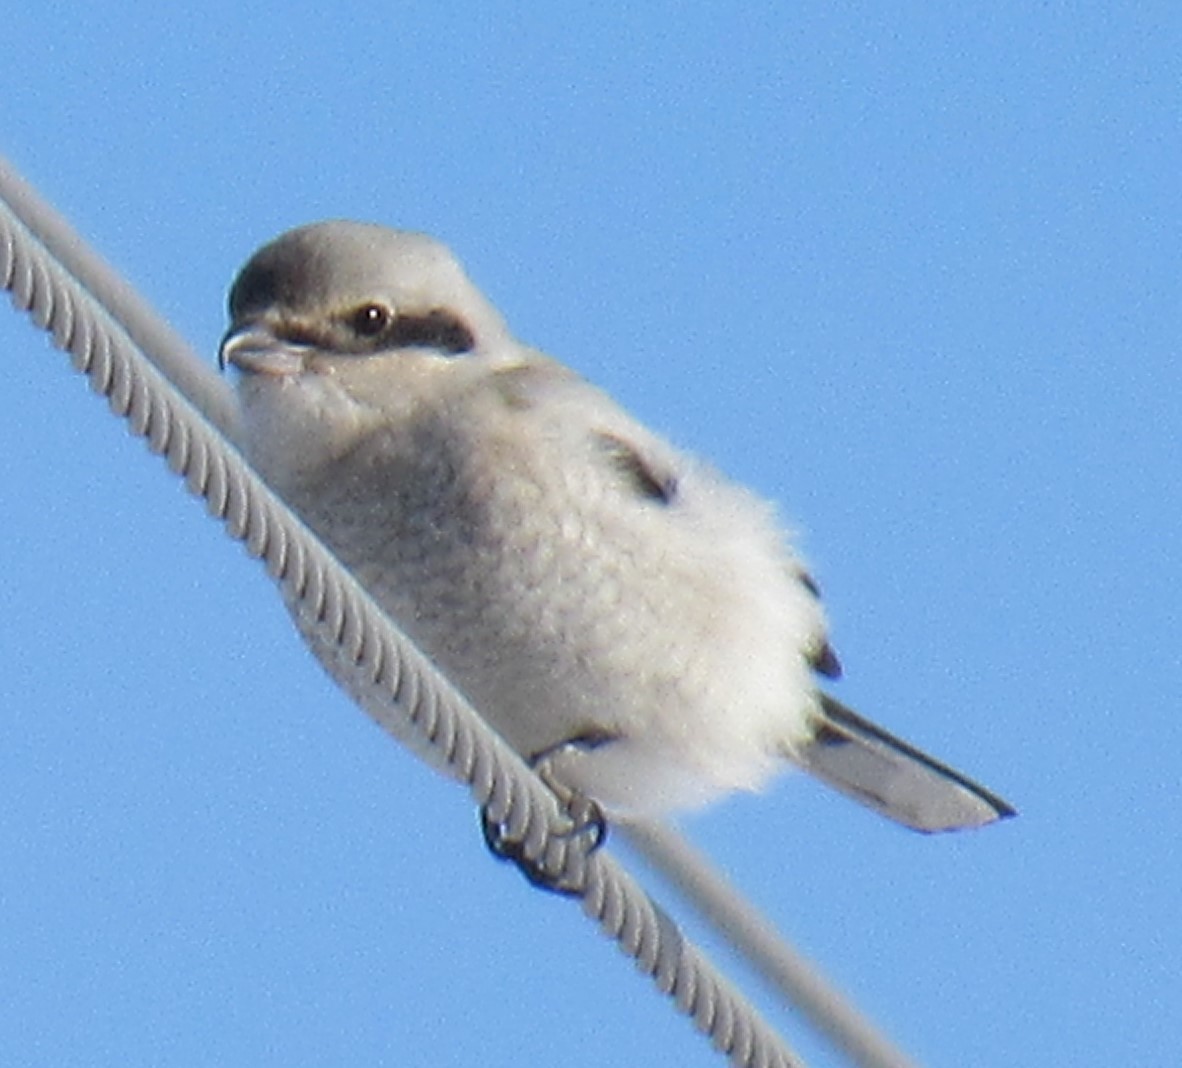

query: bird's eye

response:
[349,303,393,337]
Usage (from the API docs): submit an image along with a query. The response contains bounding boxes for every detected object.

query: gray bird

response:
[220,221,1014,848]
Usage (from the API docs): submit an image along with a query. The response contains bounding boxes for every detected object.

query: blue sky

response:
[1,5,1179,1066]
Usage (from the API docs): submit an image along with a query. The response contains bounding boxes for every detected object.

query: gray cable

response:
[0,153,807,1068]
[623,823,921,1068]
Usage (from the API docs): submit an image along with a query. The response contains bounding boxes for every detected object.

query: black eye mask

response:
[382,308,475,355]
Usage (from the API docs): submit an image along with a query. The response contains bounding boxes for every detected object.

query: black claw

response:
[479,808,581,897]
[562,794,608,851]
[478,796,608,898]
[479,807,516,860]
[479,730,616,895]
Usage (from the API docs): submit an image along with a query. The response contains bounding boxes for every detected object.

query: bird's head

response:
[219,221,511,380]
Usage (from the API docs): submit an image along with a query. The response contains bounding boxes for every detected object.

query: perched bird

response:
[220,221,1014,863]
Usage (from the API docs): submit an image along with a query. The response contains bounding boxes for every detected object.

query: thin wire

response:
[623,824,921,1068]
[0,154,808,1068]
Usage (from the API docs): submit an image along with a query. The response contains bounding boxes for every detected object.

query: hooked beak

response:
[218,325,310,377]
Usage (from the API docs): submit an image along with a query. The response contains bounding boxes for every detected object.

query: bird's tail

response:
[790,694,1016,833]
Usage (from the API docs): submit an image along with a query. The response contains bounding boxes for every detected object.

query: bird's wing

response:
[491,354,686,504]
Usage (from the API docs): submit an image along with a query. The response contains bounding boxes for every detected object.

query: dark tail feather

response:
[792,694,1017,833]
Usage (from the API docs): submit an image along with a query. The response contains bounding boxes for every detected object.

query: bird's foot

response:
[479,731,614,895]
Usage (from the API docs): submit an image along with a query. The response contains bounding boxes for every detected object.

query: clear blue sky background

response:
[1,5,1178,1066]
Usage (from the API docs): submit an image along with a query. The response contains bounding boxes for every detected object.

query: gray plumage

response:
[221,221,1014,833]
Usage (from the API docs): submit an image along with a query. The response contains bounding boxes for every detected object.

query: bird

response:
[219,220,1014,878]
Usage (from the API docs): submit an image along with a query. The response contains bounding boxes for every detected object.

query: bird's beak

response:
[218,325,310,377]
